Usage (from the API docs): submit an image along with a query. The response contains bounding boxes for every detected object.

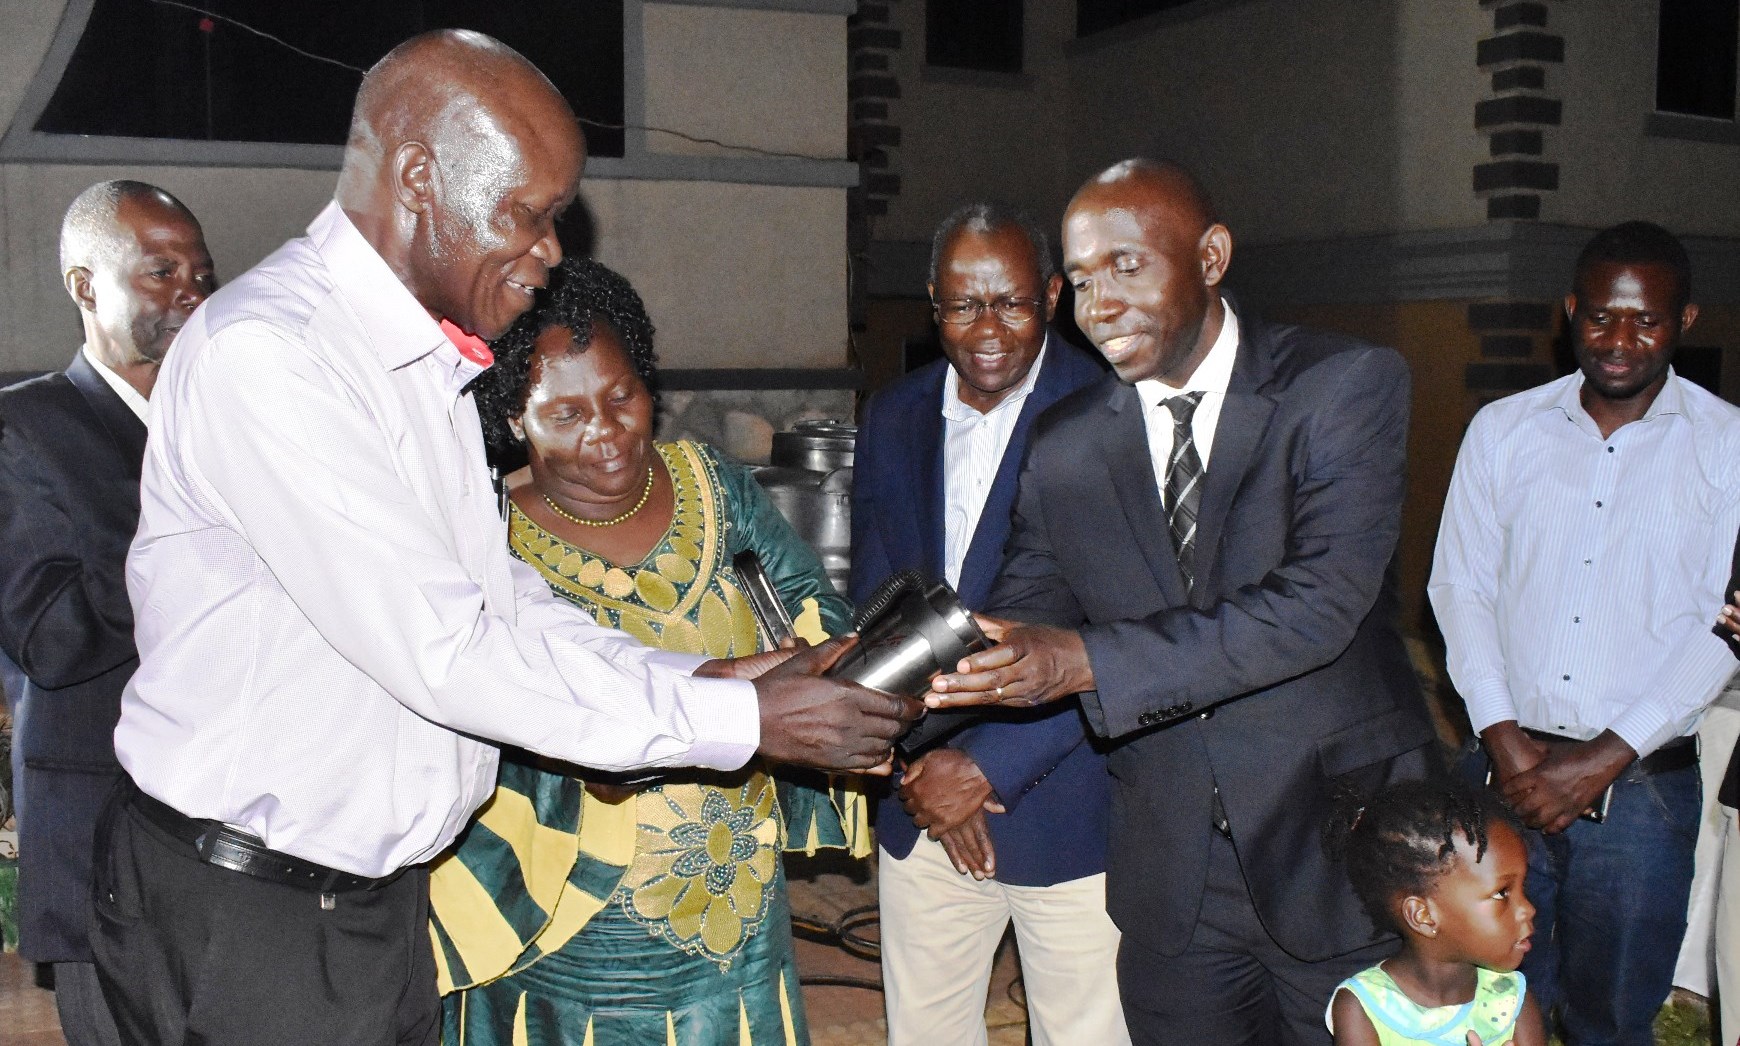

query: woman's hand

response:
[1717,591,1740,642]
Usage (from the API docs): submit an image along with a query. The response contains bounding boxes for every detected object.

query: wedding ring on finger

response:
[994,684,1004,699]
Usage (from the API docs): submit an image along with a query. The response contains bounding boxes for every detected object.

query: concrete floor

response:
[0,854,1032,1046]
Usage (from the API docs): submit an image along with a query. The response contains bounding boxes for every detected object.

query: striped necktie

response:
[1163,392,1206,588]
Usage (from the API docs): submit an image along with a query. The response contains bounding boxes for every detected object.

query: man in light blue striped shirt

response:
[1430,221,1740,1046]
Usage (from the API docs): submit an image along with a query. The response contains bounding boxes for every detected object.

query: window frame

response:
[1649,0,1740,143]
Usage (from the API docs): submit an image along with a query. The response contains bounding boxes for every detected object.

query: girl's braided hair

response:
[1329,776,1522,934]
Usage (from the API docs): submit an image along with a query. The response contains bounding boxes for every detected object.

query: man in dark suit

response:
[930,159,1437,1044]
[0,180,213,1046]
[851,202,1126,1044]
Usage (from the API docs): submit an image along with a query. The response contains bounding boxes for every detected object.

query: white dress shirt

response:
[81,344,148,422]
[1429,371,1740,758]
[940,341,1048,588]
[119,202,758,877]
[1135,300,1240,495]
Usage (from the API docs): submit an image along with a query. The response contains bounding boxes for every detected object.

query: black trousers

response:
[1117,828,1397,1046]
[89,787,439,1046]
[53,961,123,1046]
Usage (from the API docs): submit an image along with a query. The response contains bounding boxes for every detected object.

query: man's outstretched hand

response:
[927,615,1093,708]
[704,635,921,774]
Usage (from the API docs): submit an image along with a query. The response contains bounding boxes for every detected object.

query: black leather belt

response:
[129,786,400,893]
[1521,729,1698,777]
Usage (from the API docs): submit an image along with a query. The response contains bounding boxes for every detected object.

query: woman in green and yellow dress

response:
[429,257,864,1045]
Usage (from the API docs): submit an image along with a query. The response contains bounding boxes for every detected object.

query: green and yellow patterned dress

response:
[430,440,864,1046]
[1326,964,1528,1046]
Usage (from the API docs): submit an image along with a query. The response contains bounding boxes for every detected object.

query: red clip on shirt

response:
[439,318,495,368]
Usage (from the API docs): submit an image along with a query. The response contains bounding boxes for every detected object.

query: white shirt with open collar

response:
[119,201,758,877]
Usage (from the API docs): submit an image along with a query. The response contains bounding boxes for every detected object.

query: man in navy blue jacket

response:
[0,180,213,1046]
[851,202,1126,1045]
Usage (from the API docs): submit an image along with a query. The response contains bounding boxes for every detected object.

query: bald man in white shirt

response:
[91,31,915,1046]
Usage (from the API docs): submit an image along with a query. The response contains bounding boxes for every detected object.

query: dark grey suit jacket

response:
[0,351,144,963]
[988,311,1436,960]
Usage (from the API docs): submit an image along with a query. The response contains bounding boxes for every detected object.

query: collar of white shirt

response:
[80,343,149,422]
[1544,366,1689,437]
[1133,299,1240,406]
[940,337,1051,423]
[308,201,474,380]
[1132,299,1241,482]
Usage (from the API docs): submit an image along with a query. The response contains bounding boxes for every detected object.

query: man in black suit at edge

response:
[928,159,1437,1044]
[0,180,214,1046]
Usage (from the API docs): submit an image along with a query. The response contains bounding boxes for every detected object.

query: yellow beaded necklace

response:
[543,466,656,528]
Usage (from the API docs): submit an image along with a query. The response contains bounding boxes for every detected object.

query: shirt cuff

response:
[650,650,710,674]
[680,676,761,771]
[1605,703,1681,760]
[1461,678,1518,738]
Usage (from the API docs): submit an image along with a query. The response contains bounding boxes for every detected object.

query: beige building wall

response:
[1393,0,1489,232]
[642,5,844,160]
[875,0,1494,260]
[874,0,1077,244]
[0,0,855,375]
[1547,0,1740,237]
[583,179,847,369]
[1063,0,1495,242]
[1065,1,1408,243]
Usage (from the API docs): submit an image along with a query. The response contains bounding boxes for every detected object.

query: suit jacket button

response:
[1198,707,1214,721]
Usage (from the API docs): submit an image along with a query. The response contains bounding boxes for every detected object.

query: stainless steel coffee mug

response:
[827,573,990,754]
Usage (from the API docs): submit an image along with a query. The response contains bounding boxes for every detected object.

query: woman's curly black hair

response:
[1328,777,1523,936]
[473,256,660,458]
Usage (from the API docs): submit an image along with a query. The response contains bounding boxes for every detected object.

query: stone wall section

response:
[1475,0,1564,222]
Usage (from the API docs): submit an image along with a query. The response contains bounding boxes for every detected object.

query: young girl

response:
[1328,779,1546,1046]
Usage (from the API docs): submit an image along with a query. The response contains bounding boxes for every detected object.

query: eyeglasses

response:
[933,297,1045,326]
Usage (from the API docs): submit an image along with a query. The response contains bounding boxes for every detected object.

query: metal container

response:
[825,573,991,756]
[770,419,856,473]
[829,577,987,699]
[754,420,856,595]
